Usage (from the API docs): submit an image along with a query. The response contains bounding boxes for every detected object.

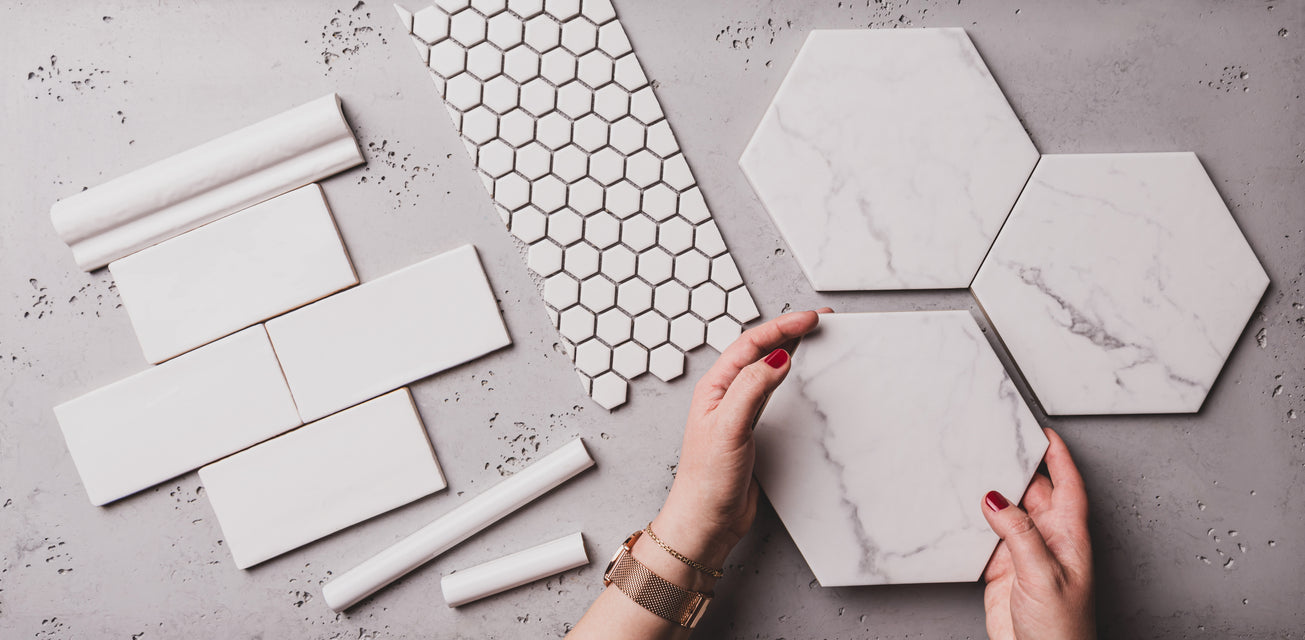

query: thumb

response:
[714,348,791,440]
[982,490,1059,584]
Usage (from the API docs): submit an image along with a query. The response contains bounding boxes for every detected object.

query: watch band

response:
[603,530,712,628]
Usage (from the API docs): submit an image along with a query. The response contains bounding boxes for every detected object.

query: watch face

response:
[603,546,625,586]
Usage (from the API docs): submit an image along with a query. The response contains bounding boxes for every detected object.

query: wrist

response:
[649,505,736,571]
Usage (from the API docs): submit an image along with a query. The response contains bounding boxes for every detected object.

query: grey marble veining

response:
[754,311,1048,586]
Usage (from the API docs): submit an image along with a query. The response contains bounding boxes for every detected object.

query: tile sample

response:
[50,94,364,271]
[396,0,760,409]
[266,244,510,422]
[323,438,595,611]
[441,532,588,606]
[200,388,445,569]
[971,153,1269,415]
[754,311,1047,586]
[53,326,302,506]
[111,184,358,364]
[739,29,1038,291]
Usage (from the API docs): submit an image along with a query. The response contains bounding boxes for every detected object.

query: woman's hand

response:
[981,428,1096,640]
[650,309,826,574]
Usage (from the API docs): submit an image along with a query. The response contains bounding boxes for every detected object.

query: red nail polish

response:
[763,348,789,369]
[984,491,1010,512]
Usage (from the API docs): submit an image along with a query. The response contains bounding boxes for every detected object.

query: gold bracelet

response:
[643,523,726,579]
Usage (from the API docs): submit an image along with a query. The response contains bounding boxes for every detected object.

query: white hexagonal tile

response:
[510,205,547,242]
[605,181,641,218]
[552,145,588,183]
[659,217,694,254]
[704,316,741,352]
[609,117,644,154]
[487,11,524,48]
[972,152,1269,415]
[559,305,596,341]
[445,71,482,109]
[625,150,661,187]
[678,186,709,223]
[519,78,556,115]
[693,220,726,257]
[600,245,637,281]
[710,254,743,290]
[561,17,598,54]
[740,29,1038,291]
[673,251,710,287]
[515,142,552,180]
[653,281,689,316]
[596,309,633,344]
[669,314,705,350]
[494,172,530,210]
[547,207,584,244]
[585,211,621,248]
[689,281,726,319]
[482,76,519,113]
[637,247,673,284]
[498,108,536,146]
[590,371,627,409]
[645,120,678,157]
[527,239,564,276]
[414,7,451,44]
[579,274,616,311]
[545,0,581,20]
[597,20,631,57]
[661,153,694,190]
[572,114,609,151]
[593,85,629,122]
[543,272,580,309]
[648,344,685,382]
[568,177,604,215]
[611,341,648,378]
[616,279,653,314]
[582,0,617,24]
[613,53,648,90]
[479,139,515,177]
[577,50,614,88]
[589,147,625,185]
[541,48,578,84]
[755,311,1048,586]
[574,339,611,375]
[531,174,568,211]
[450,10,488,46]
[565,243,601,279]
[620,215,657,251]
[556,81,594,118]
[727,287,760,322]
[437,0,472,12]
[504,45,541,82]
[632,311,668,347]
[524,15,561,51]
[642,183,677,221]
[460,105,497,143]
[472,0,508,16]
[508,0,545,18]
[467,42,505,80]
[629,86,663,124]
[536,112,573,149]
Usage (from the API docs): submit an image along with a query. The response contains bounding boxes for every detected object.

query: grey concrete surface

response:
[2,0,1302,637]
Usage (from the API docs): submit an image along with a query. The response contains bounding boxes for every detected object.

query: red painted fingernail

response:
[763,348,789,369]
[984,491,1010,512]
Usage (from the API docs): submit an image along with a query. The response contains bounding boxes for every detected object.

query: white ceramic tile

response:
[647,344,684,382]
[50,95,364,271]
[754,311,1048,586]
[972,153,1269,415]
[53,326,301,506]
[632,311,668,348]
[704,316,741,352]
[740,28,1039,291]
[200,389,444,569]
[110,184,356,364]
[669,315,705,350]
[611,341,648,378]
[441,532,589,607]
[574,339,611,376]
[266,244,510,422]
[397,2,762,409]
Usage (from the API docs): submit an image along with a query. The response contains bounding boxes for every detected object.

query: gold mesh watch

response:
[603,530,712,628]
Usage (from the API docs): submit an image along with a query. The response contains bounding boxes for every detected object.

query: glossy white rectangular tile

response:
[395,2,761,408]
[53,326,302,506]
[199,388,445,569]
[50,94,364,271]
[110,184,357,364]
[265,244,510,422]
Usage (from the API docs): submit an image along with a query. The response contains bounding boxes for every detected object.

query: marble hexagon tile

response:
[740,28,1039,291]
[971,153,1269,415]
[394,0,760,409]
[754,311,1048,586]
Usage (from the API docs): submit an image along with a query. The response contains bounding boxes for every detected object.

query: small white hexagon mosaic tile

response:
[396,0,760,409]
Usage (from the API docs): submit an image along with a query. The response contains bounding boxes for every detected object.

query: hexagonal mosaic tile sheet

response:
[740,28,1038,291]
[972,153,1269,416]
[395,0,760,409]
[754,311,1048,586]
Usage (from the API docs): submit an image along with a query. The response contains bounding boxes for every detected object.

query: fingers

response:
[1043,429,1088,520]
[981,490,1060,585]
[712,348,792,441]
[1021,473,1054,514]
[695,311,821,405]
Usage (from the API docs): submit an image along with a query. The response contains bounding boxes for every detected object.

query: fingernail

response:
[763,348,789,369]
[984,491,1010,512]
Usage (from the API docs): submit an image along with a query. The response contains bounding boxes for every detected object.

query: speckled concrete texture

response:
[1,1,1302,638]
